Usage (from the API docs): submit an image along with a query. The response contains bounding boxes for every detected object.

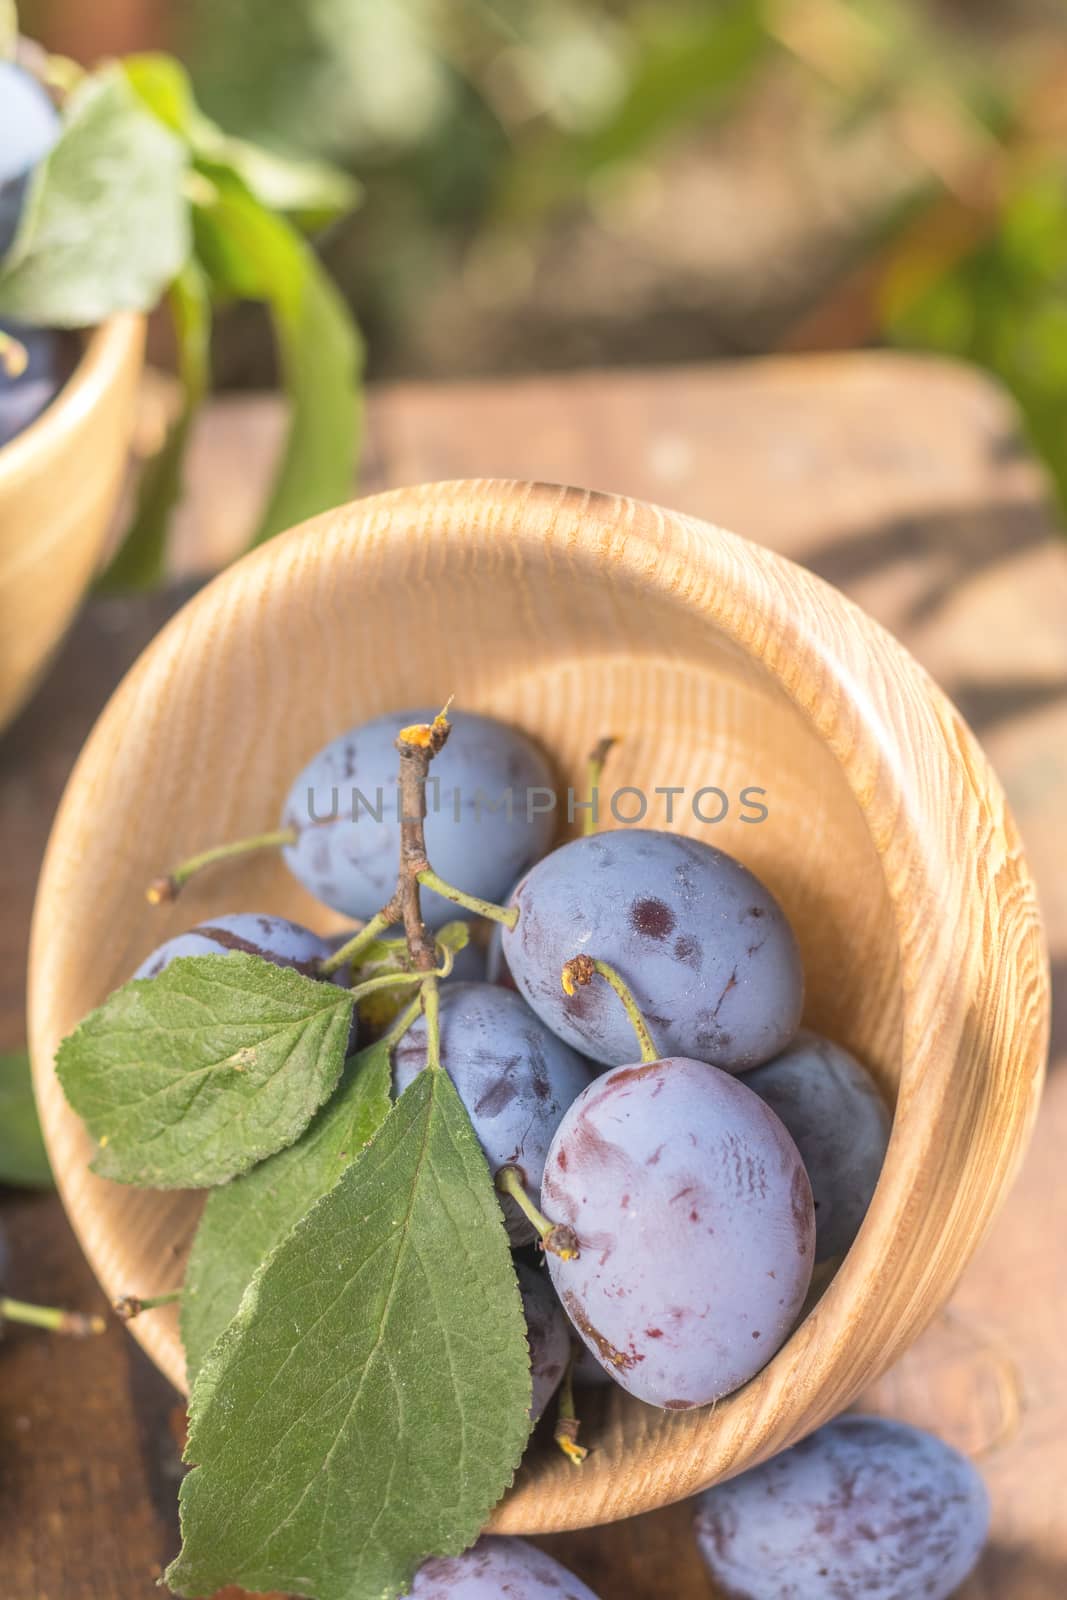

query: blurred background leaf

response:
[0,1050,53,1189]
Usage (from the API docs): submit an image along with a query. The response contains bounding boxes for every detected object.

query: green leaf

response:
[348,920,470,1031]
[436,920,471,956]
[122,51,201,137]
[121,52,356,233]
[55,954,352,1189]
[218,140,360,230]
[124,52,360,227]
[97,258,212,592]
[167,1069,532,1600]
[181,1038,392,1385]
[0,67,190,327]
[193,166,362,544]
[0,1051,53,1189]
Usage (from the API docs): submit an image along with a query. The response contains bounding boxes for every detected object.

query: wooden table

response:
[2,354,1065,1600]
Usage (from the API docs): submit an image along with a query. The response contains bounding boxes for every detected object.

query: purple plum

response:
[516,1261,570,1421]
[501,829,803,1071]
[745,1030,891,1263]
[410,1537,601,1598]
[393,983,594,1244]
[281,709,556,929]
[542,1056,814,1407]
[693,1414,989,1600]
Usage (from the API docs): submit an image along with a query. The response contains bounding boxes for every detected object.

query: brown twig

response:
[366,706,453,973]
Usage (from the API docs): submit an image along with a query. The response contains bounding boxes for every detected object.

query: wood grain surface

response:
[0,314,144,732]
[2,354,1065,1598]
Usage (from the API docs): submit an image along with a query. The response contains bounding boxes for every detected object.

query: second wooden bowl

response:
[0,313,144,733]
[28,479,1049,1532]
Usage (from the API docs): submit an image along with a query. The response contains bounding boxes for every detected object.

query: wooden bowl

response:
[0,313,145,732]
[28,479,1049,1532]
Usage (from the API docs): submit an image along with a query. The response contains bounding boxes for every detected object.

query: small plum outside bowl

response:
[27,479,1049,1533]
[0,313,145,733]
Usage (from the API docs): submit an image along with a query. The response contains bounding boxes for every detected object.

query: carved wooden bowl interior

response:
[28,479,1049,1533]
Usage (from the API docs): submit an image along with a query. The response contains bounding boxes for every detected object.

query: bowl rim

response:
[0,312,143,488]
[27,477,1050,1534]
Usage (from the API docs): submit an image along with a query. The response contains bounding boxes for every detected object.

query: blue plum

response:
[133,913,335,980]
[410,1537,601,1598]
[501,829,803,1071]
[393,983,594,1244]
[572,1341,614,1390]
[693,1415,989,1600]
[745,1030,891,1263]
[0,322,74,449]
[133,912,356,1050]
[281,709,556,929]
[515,1261,570,1422]
[0,61,60,258]
[541,1056,814,1408]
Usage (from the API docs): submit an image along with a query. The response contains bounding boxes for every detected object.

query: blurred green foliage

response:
[129,0,1067,516]
[884,166,1067,512]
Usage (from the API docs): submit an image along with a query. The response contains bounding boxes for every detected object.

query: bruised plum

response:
[133,913,334,980]
[542,1056,814,1408]
[693,1415,989,1600]
[393,983,593,1244]
[133,913,356,1051]
[410,1537,601,1598]
[516,1262,570,1421]
[501,830,802,1071]
[745,1030,891,1263]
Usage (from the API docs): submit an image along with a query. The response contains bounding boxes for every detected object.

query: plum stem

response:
[495,1166,579,1260]
[414,868,518,929]
[554,1346,589,1466]
[146,828,298,905]
[561,956,660,1064]
[318,910,392,977]
[1,1297,106,1337]
[582,736,618,838]
[379,992,425,1054]
[113,1289,182,1321]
